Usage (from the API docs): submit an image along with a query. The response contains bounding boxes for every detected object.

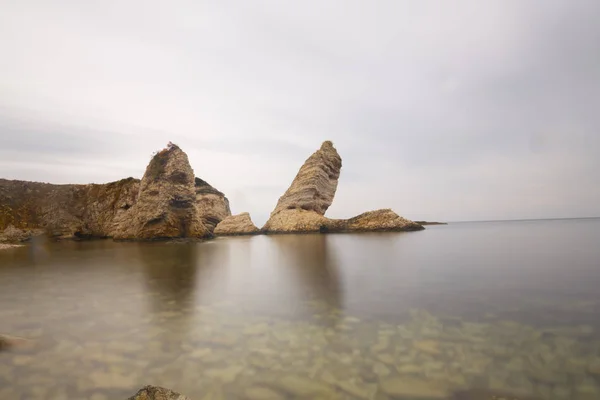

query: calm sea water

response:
[1,219,599,399]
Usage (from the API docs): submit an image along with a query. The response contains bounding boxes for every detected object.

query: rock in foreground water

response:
[127,386,191,400]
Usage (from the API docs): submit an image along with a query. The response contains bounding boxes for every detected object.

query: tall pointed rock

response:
[113,143,210,239]
[262,141,342,232]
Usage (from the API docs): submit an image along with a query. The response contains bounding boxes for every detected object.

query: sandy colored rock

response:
[194,177,231,232]
[111,143,210,240]
[341,209,424,232]
[0,177,139,239]
[262,141,423,233]
[214,212,259,235]
[262,141,341,232]
[1,143,230,241]
[271,141,341,217]
[127,385,191,400]
[413,339,442,355]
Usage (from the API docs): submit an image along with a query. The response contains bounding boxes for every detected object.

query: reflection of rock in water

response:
[268,234,342,323]
[137,243,199,344]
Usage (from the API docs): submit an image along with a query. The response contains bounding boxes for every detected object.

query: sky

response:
[1,0,599,225]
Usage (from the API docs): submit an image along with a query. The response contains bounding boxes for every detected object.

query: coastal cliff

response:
[262,141,423,233]
[0,143,229,242]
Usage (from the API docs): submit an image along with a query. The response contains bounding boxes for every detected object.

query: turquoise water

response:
[1,219,599,399]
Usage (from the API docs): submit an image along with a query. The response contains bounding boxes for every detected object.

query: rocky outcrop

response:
[194,177,231,232]
[0,143,229,241]
[262,141,423,233]
[214,212,259,235]
[269,140,342,218]
[127,386,191,400]
[339,209,424,232]
[0,177,139,240]
[113,144,209,240]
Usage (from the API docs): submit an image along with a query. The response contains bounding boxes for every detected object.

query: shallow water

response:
[1,218,600,399]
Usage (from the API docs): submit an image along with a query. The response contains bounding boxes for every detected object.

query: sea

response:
[1,218,599,399]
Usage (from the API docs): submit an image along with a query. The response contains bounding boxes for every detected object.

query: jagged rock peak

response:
[214,212,259,236]
[269,140,342,218]
[113,143,209,240]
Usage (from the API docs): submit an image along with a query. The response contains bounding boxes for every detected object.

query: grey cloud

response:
[0,0,598,220]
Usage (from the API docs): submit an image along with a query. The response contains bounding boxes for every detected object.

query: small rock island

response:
[0,140,424,245]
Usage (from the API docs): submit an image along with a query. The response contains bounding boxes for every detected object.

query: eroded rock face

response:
[194,177,231,232]
[214,212,259,235]
[113,144,210,240]
[0,143,229,241]
[341,209,424,232]
[263,141,341,232]
[127,385,191,400]
[262,141,423,233]
[0,178,139,240]
[271,141,341,217]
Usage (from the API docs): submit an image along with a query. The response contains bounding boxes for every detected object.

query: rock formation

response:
[194,177,231,232]
[270,140,342,217]
[127,386,191,400]
[214,212,259,235]
[336,209,423,232]
[113,143,209,240]
[0,177,139,240]
[0,143,228,241]
[262,141,341,232]
[262,141,423,233]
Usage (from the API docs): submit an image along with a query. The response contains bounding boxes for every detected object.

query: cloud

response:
[0,0,598,222]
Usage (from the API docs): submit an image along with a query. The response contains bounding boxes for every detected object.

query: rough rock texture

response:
[194,177,231,232]
[0,177,139,240]
[270,140,342,217]
[262,141,423,233]
[262,209,328,233]
[127,385,191,400]
[340,209,424,232]
[0,143,229,241]
[214,212,260,235]
[113,144,210,240]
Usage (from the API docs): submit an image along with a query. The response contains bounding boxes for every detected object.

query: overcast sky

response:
[1,0,599,224]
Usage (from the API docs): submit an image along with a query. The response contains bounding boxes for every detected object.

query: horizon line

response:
[446,216,600,224]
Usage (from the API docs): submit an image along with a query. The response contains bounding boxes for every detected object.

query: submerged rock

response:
[214,212,260,235]
[379,377,449,398]
[0,334,33,352]
[0,243,23,250]
[262,141,423,233]
[127,385,191,400]
[113,143,210,240]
